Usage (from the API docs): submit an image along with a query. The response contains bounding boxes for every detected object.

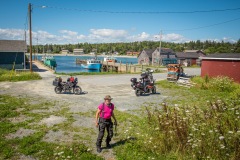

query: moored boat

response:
[104,56,117,62]
[81,59,102,70]
[44,56,57,68]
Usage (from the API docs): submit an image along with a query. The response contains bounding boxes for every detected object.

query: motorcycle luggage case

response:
[130,78,137,82]
[52,80,58,86]
[141,73,147,78]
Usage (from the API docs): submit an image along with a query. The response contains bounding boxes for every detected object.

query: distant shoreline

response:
[26,53,137,58]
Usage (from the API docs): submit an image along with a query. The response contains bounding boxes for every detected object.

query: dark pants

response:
[96,118,113,147]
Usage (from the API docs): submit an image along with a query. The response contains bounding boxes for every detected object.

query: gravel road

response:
[0,62,201,112]
[0,62,200,159]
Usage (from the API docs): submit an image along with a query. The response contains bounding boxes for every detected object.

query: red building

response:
[200,53,240,83]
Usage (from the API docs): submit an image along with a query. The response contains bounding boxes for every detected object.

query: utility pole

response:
[28,3,33,72]
[158,30,162,65]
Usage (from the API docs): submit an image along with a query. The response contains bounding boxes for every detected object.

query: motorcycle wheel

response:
[74,86,82,95]
[55,86,62,94]
[135,89,141,96]
[152,86,156,94]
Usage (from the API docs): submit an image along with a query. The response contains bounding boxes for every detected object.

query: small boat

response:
[104,56,117,62]
[44,56,57,68]
[81,59,102,70]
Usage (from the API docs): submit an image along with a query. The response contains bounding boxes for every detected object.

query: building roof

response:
[143,49,155,58]
[0,40,27,52]
[185,50,200,53]
[176,52,200,59]
[157,47,174,54]
[200,53,240,60]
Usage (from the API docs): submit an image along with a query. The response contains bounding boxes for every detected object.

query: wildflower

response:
[228,131,233,134]
[209,130,213,133]
[67,156,71,159]
[154,146,157,148]
[237,130,240,133]
[220,144,225,149]
[149,141,152,143]
[174,104,178,107]
[201,133,205,136]
[126,130,129,132]
[87,148,91,151]
[236,112,239,115]
[58,151,64,155]
[155,128,159,130]
[185,110,190,113]
[219,136,224,140]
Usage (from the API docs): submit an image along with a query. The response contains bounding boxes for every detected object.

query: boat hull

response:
[81,63,102,70]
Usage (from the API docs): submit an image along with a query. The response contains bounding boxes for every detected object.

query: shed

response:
[200,53,240,83]
[0,40,27,70]
[73,48,84,55]
[152,48,176,66]
[61,49,69,54]
[176,52,201,66]
[138,49,155,65]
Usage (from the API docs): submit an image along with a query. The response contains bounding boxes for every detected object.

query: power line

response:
[33,5,240,14]
[163,17,240,32]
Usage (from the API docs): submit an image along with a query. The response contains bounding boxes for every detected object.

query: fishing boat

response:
[104,56,117,62]
[43,56,57,68]
[81,59,102,70]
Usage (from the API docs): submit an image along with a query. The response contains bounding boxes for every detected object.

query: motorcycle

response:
[130,69,156,96]
[53,77,82,95]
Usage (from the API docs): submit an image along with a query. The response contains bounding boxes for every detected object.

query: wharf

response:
[101,61,141,73]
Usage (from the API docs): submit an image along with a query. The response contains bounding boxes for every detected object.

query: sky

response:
[0,0,240,45]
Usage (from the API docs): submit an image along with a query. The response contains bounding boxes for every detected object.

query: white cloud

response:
[59,30,78,36]
[89,29,128,38]
[0,28,25,40]
[1,28,237,45]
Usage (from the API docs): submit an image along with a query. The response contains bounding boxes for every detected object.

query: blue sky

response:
[0,0,239,44]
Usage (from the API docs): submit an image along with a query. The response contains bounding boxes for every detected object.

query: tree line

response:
[29,39,240,55]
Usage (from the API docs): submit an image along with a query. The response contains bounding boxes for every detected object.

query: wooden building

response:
[176,52,201,66]
[138,48,176,65]
[61,49,69,54]
[200,53,240,83]
[73,49,84,55]
[126,51,140,56]
[0,40,27,70]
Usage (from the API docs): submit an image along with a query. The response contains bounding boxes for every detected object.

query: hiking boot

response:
[97,147,102,153]
[106,143,111,148]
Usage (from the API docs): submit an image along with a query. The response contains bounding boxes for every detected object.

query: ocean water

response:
[38,55,138,73]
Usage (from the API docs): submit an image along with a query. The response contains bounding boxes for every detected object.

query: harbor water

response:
[37,55,138,73]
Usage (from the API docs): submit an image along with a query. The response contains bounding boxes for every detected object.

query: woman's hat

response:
[104,95,112,100]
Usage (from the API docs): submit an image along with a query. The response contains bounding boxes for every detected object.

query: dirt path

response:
[0,62,200,159]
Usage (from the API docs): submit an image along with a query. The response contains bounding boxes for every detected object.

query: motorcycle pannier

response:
[130,78,137,83]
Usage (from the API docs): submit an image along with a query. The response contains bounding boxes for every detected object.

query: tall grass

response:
[115,76,240,160]
[0,68,41,82]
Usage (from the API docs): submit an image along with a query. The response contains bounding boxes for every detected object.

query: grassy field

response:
[0,75,239,159]
[0,68,42,82]
[113,76,240,160]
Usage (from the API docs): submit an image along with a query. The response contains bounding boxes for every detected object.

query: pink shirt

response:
[98,103,114,119]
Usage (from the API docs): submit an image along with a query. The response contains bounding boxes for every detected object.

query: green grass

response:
[113,76,240,160]
[1,75,239,159]
[0,68,42,82]
[0,94,103,160]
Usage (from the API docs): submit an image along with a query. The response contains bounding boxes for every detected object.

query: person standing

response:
[95,95,117,153]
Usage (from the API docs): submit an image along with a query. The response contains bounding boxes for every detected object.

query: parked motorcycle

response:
[53,77,82,95]
[130,69,156,96]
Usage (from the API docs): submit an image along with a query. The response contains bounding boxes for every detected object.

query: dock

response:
[76,58,141,73]
[101,61,141,73]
